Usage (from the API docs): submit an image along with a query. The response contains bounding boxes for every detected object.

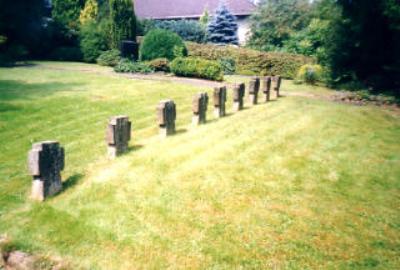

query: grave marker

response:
[262,76,272,102]
[249,77,260,105]
[157,100,176,137]
[106,115,131,158]
[192,92,209,125]
[273,75,282,98]
[233,83,245,111]
[213,86,227,118]
[28,141,64,201]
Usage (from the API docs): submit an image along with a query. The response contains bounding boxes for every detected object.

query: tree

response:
[80,0,99,25]
[323,0,400,92]
[52,0,83,36]
[207,5,239,45]
[0,0,46,60]
[248,0,313,51]
[109,0,137,49]
[199,8,210,29]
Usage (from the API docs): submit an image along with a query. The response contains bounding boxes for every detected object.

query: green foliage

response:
[249,0,313,51]
[147,58,170,72]
[109,0,137,49]
[296,64,324,84]
[283,19,330,58]
[79,0,99,25]
[324,0,400,92]
[0,35,7,45]
[80,22,108,63]
[170,57,224,81]
[187,42,313,78]
[114,58,154,73]
[207,5,238,45]
[52,0,82,35]
[0,0,46,60]
[153,20,206,43]
[48,47,83,61]
[136,19,156,36]
[218,57,236,75]
[96,49,121,66]
[139,29,187,61]
[199,9,210,29]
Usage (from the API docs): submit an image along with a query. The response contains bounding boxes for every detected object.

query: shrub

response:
[80,22,107,63]
[186,42,313,78]
[296,64,324,84]
[48,46,82,61]
[114,58,154,73]
[148,58,170,72]
[170,57,223,81]
[219,57,236,75]
[140,29,187,61]
[97,49,121,66]
[153,20,206,43]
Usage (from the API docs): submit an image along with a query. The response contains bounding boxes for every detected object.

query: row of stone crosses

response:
[27,76,282,201]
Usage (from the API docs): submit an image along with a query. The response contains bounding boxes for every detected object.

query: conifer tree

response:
[207,5,239,45]
[80,0,99,25]
[109,0,137,49]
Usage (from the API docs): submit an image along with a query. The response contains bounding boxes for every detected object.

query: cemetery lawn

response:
[0,62,399,269]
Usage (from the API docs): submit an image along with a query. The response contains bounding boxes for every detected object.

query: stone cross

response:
[106,115,131,158]
[262,76,272,102]
[213,86,227,118]
[157,99,176,137]
[248,77,260,105]
[233,83,245,111]
[192,92,209,125]
[28,141,64,201]
[273,75,282,98]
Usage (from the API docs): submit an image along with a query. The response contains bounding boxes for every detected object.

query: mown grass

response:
[0,62,399,269]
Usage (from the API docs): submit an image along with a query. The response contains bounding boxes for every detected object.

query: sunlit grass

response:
[0,62,399,269]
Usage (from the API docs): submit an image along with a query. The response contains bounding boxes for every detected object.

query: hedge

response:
[170,57,223,81]
[186,42,314,79]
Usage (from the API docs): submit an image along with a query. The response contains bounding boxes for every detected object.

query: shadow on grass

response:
[128,144,144,152]
[175,128,187,135]
[0,80,85,101]
[0,103,21,112]
[63,173,84,192]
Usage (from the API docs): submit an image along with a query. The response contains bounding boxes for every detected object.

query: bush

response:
[219,57,236,75]
[147,58,170,72]
[170,57,223,81]
[153,20,206,43]
[140,29,187,61]
[48,46,83,61]
[114,58,154,73]
[97,49,121,66]
[296,64,324,84]
[186,42,313,79]
[80,22,108,63]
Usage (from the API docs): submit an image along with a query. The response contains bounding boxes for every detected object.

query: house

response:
[134,0,257,45]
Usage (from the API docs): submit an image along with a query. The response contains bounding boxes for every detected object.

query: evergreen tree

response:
[52,0,83,34]
[109,0,137,49]
[0,0,46,60]
[199,8,210,29]
[207,5,239,45]
[80,0,99,25]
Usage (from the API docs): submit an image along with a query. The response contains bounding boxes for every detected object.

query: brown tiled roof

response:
[134,0,256,19]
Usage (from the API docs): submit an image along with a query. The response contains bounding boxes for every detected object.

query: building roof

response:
[134,0,256,20]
